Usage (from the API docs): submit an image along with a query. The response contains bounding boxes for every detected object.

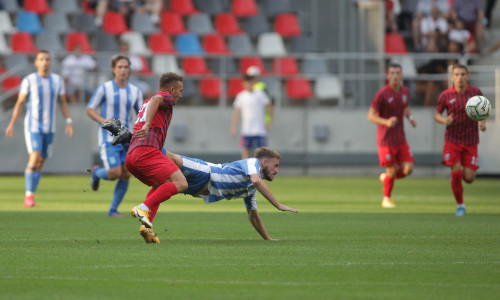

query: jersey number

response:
[135,101,150,124]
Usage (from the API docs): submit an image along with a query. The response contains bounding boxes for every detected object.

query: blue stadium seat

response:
[175,33,205,55]
[17,11,45,34]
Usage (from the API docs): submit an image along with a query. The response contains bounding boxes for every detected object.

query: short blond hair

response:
[254,147,281,160]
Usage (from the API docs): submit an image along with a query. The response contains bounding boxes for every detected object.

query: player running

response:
[103,123,298,243]
[367,63,417,208]
[5,50,73,207]
[434,64,487,216]
[86,55,143,217]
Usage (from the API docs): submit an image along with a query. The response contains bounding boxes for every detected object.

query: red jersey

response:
[436,85,482,146]
[370,84,409,147]
[128,91,176,153]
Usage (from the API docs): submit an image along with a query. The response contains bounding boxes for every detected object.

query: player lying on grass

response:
[102,121,298,243]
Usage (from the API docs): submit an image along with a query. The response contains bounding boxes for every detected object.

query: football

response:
[466,95,491,121]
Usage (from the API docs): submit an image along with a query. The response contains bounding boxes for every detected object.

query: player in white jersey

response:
[5,50,74,207]
[86,55,143,217]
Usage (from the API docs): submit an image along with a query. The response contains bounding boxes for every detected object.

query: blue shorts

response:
[100,143,127,170]
[180,155,211,195]
[240,136,267,150]
[25,132,54,158]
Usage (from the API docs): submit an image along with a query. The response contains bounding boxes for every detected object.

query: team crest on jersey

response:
[444,153,450,161]
[402,95,407,103]
[387,97,394,103]
[386,154,392,161]
[450,98,456,104]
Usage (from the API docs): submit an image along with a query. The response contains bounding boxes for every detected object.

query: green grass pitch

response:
[0,175,499,299]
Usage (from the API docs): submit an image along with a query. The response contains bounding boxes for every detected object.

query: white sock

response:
[25,191,33,197]
[458,203,466,208]
[138,203,149,210]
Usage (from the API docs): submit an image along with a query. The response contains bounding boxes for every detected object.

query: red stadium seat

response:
[160,11,188,35]
[139,56,153,75]
[239,57,268,75]
[272,57,299,76]
[384,33,407,54]
[149,33,177,54]
[66,32,95,53]
[170,0,199,16]
[202,33,232,55]
[200,77,222,99]
[274,13,301,37]
[82,0,96,14]
[227,77,244,98]
[286,77,313,100]
[0,62,6,74]
[232,0,258,17]
[24,0,53,14]
[102,11,130,34]
[182,57,212,75]
[1,76,22,91]
[215,13,244,35]
[11,32,38,54]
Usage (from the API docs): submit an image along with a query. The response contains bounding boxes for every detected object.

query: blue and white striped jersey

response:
[20,72,66,134]
[181,156,261,210]
[88,80,143,145]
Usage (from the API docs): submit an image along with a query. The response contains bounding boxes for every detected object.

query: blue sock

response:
[109,179,129,213]
[25,171,34,193]
[94,167,109,180]
[32,171,41,193]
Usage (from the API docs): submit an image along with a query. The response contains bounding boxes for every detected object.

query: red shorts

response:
[125,146,179,187]
[442,142,479,171]
[377,143,414,167]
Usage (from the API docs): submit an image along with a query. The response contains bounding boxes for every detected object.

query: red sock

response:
[145,187,160,222]
[383,174,395,198]
[395,167,406,179]
[143,182,178,212]
[451,171,464,205]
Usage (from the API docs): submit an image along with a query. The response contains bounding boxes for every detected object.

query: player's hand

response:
[5,124,14,138]
[479,120,487,132]
[409,118,417,128]
[135,124,150,140]
[386,116,397,128]
[229,127,236,137]
[66,123,74,138]
[445,114,454,126]
[277,204,298,213]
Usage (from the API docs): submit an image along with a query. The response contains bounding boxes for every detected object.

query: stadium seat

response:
[290,35,315,53]
[75,13,97,33]
[176,33,205,55]
[239,57,268,75]
[160,12,188,35]
[262,0,291,17]
[232,0,258,17]
[286,77,313,100]
[200,77,222,99]
[66,32,95,53]
[24,0,53,14]
[314,76,344,102]
[170,0,200,15]
[131,13,158,34]
[202,33,232,55]
[180,77,199,99]
[302,56,329,74]
[384,33,408,54]
[193,0,225,15]
[272,57,299,76]
[187,13,215,35]
[121,32,151,56]
[245,15,271,37]
[44,13,72,34]
[149,33,177,54]
[95,53,114,74]
[5,55,30,70]
[152,55,183,76]
[94,32,119,52]
[0,62,6,74]
[138,56,153,75]
[274,13,302,36]
[390,56,417,78]
[17,11,45,34]
[210,57,239,75]
[11,32,38,54]
[1,76,23,91]
[0,33,12,55]
[0,11,17,34]
[35,32,64,53]
[214,13,244,35]
[182,57,212,75]
[228,34,255,55]
[82,0,96,14]
[103,11,130,35]
[3,0,19,13]
[260,76,279,99]
[227,77,244,98]
[257,32,286,57]
[53,0,79,14]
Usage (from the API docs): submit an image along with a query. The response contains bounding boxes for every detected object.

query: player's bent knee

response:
[107,168,122,180]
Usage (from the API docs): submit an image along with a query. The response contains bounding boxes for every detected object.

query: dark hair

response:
[387,62,402,71]
[254,147,281,160]
[243,75,256,82]
[36,50,51,58]
[111,55,131,69]
[451,63,469,74]
[159,72,183,89]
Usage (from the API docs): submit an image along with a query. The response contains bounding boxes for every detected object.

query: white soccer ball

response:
[466,96,491,121]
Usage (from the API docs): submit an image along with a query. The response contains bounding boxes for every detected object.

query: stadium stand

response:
[44,12,72,34]
[232,0,259,17]
[24,0,53,14]
[16,11,45,34]
[35,32,64,54]
[160,11,188,35]
[384,33,408,54]
[102,11,130,35]
[0,11,17,34]
[66,32,95,53]
[274,13,302,36]
[314,76,344,102]
[228,34,256,56]
[200,77,223,99]
[257,32,287,57]
[187,13,215,35]
[3,0,20,13]
[214,13,244,35]
[149,33,177,54]
[170,0,200,16]
[138,56,153,75]
[210,57,239,75]
[52,0,79,14]
[202,33,232,55]
[4,55,30,71]
[286,77,314,100]
[289,35,316,53]
[176,33,205,55]
[0,34,12,55]
[272,57,300,76]
[94,32,119,52]
[74,13,98,33]
[244,14,271,37]
[152,55,183,76]
[262,0,291,17]
[120,32,151,56]
[239,56,268,75]
[1,75,23,91]
[131,13,158,35]
[227,77,244,98]
[302,56,329,75]
[182,57,213,75]
[193,0,226,16]
[11,32,38,54]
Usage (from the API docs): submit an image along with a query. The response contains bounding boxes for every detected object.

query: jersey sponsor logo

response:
[402,95,407,103]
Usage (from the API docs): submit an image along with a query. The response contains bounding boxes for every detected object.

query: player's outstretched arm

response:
[367,107,397,127]
[59,95,73,138]
[434,110,453,125]
[404,107,417,128]
[250,174,298,213]
[247,209,276,240]
[5,93,28,138]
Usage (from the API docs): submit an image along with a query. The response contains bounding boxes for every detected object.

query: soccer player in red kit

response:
[434,64,487,216]
[368,63,417,208]
[126,73,188,229]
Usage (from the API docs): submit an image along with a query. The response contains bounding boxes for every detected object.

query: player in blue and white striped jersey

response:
[86,55,143,217]
[5,50,74,207]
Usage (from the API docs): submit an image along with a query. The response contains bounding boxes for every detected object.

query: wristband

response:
[408,115,415,121]
[66,118,73,124]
